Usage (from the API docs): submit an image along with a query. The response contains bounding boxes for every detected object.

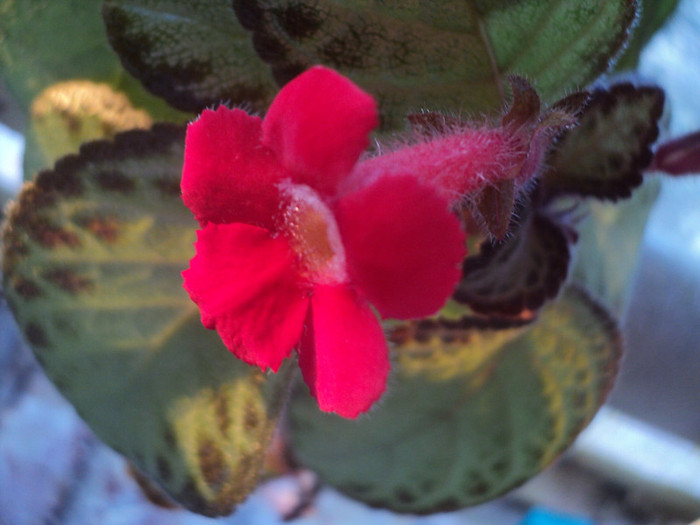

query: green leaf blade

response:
[100,1,639,125]
[2,126,287,517]
[233,0,638,126]
[102,0,279,113]
[289,286,621,514]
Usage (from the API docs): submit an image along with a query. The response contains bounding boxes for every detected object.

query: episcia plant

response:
[0,0,698,519]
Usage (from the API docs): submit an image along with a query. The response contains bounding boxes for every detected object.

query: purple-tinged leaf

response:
[542,84,665,201]
[454,208,575,317]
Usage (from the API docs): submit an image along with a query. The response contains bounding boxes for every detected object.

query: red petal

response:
[182,106,281,229]
[183,223,309,371]
[262,66,378,195]
[298,285,389,418]
[336,175,466,319]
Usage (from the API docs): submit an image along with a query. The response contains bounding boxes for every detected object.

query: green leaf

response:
[542,83,664,201]
[615,0,681,71]
[454,208,574,317]
[289,286,621,514]
[0,0,188,121]
[2,126,289,517]
[101,0,280,113]
[234,0,638,127]
[23,81,153,179]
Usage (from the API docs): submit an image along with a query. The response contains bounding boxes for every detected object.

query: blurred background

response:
[1,1,699,524]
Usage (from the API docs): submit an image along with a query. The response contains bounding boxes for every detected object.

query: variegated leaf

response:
[543,84,665,201]
[2,126,290,517]
[289,286,621,514]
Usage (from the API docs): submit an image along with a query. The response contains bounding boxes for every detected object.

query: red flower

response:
[181,67,466,418]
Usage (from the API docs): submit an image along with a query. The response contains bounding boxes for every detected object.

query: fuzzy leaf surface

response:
[289,286,621,514]
[543,84,664,201]
[234,0,638,127]
[102,0,280,113]
[454,209,574,317]
[101,1,638,124]
[2,126,289,517]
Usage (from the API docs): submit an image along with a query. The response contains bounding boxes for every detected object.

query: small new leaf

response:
[542,83,665,201]
[2,126,289,517]
[289,286,622,514]
[454,208,574,317]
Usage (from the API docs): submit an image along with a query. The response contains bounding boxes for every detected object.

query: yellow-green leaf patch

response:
[2,125,290,517]
[289,286,621,514]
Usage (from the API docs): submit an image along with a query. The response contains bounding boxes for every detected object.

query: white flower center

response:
[278,182,347,285]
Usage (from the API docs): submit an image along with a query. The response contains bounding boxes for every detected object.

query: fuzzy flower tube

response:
[181,67,552,418]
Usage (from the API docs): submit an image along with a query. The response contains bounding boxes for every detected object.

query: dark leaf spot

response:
[157,455,172,481]
[163,428,177,450]
[13,199,81,249]
[197,436,227,488]
[96,170,136,193]
[78,215,120,243]
[13,278,43,300]
[214,394,231,437]
[232,0,264,30]
[396,489,415,504]
[25,323,49,347]
[271,4,323,40]
[252,31,292,62]
[467,481,490,497]
[154,177,181,197]
[43,268,94,294]
[36,163,84,196]
[244,404,261,431]
[434,496,461,512]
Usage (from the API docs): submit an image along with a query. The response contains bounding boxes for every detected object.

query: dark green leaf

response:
[289,286,621,514]
[542,83,664,201]
[235,0,638,127]
[102,0,280,113]
[454,208,574,317]
[2,126,289,517]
